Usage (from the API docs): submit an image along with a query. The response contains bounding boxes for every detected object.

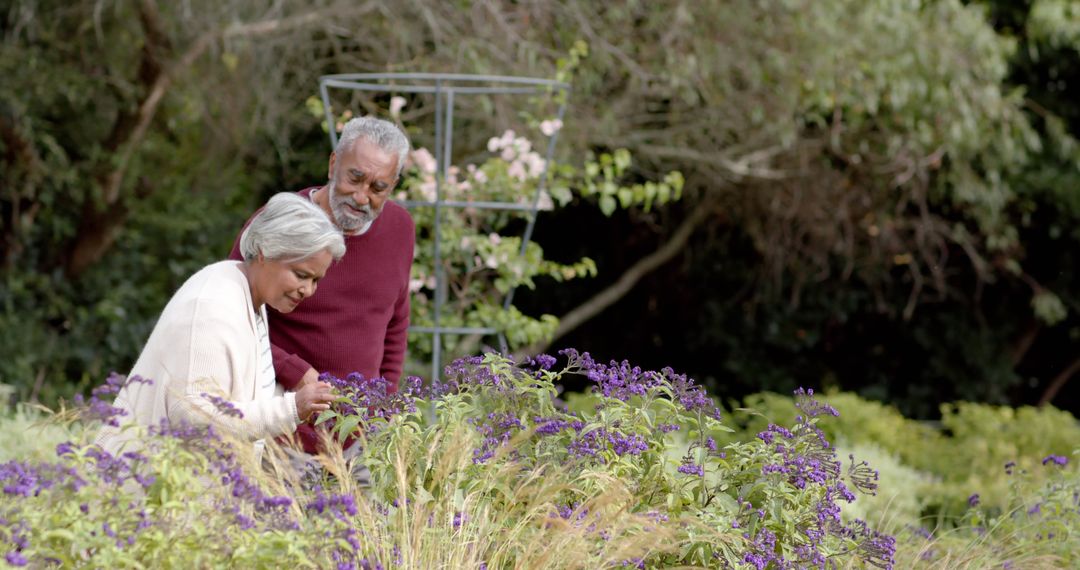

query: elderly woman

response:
[97,193,345,456]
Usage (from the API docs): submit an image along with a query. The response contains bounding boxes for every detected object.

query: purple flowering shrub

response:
[2,352,900,568]
[0,373,369,567]
[320,350,895,568]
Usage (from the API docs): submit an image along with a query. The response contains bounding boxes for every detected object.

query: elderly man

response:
[230,116,415,454]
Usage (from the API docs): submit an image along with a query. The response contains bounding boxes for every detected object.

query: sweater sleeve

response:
[163,297,297,441]
[229,214,313,391]
[272,344,313,391]
[379,279,409,386]
[379,220,414,388]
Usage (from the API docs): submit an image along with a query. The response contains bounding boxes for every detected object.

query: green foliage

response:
[0,404,84,463]
[896,455,1080,568]
[1027,0,1080,50]
[390,124,681,367]
[836,442,935,532]
[716,388,1080,525]
[321,354,891,567]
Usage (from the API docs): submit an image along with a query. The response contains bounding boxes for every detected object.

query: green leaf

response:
[336,415,364,442]
[599,194,616,216]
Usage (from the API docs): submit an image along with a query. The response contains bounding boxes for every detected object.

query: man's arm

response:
[380,217,415,388]
[228,219,316,391]
[379,280,410,388]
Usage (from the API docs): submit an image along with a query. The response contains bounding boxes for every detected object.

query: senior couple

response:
[97,117,415,470]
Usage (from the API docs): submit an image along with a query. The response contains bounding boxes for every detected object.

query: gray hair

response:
[239,193,346,263]
[335,116,411,178]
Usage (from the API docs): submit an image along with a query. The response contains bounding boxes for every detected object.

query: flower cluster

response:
[1042,454,1068,467]
[72,373,151,426]
[561,348,722,421]
[565,427,649,460]
[470,411,526,464]
[321,372,423,435]
[729,389,891,569]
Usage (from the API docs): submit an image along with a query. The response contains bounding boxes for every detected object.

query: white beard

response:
[327,178,379,234]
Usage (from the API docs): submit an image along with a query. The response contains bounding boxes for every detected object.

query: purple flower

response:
[533,416,573,436]
[607,432,648,456]
[848,455,879,495]
[1041,454,1068,467]
[968,494,980,508]
[757,424,795,445]
[5,552,27,567]
[677,459,704,477]
[200,393,244,418]
[793,387,839,418]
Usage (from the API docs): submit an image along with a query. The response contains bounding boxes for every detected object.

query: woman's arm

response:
[162,296,298,441]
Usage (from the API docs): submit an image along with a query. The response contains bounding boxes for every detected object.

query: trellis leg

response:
[432,80,444,385]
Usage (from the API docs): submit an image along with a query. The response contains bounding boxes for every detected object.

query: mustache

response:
[332,195,373,214]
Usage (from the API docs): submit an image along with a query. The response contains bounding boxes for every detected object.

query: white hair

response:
[335,116,411,178]
[239,193,346,263]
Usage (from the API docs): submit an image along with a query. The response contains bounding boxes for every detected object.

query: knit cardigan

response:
[96,261,298,455]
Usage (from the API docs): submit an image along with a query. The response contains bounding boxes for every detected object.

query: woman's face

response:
[251,249,333,313]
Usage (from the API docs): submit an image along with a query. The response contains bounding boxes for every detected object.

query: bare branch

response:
[1039,356,1080,407]
[523,198,718,356]
[636,143,790,181]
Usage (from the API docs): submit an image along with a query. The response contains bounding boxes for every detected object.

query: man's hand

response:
[295,380,335,423]
[296,367,320,390]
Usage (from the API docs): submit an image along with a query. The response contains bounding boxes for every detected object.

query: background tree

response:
[3,0,1080,419]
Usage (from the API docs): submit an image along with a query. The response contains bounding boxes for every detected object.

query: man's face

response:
[327,139,399,233]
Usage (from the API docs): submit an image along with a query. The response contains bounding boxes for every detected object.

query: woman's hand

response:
[295,380,335,422]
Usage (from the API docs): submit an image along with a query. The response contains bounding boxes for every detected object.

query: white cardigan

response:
[96,261,298,455]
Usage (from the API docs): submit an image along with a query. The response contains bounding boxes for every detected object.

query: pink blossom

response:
[410,148,437,175]
[540,119,563,136]
[389,96,407,117]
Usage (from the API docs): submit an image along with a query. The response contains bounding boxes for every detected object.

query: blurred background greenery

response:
[3,0,1080,421]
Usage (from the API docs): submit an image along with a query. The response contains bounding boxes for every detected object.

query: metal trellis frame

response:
[317,73,570,383]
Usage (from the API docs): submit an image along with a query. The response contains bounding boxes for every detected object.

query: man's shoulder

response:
[381,201,416,233]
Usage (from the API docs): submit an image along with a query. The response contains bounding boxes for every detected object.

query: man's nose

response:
[354,188,370,205]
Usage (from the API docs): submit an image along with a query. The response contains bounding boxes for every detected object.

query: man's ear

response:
[327,152,337,180]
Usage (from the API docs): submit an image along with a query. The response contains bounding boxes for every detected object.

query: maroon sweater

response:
[229,187,415,452]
